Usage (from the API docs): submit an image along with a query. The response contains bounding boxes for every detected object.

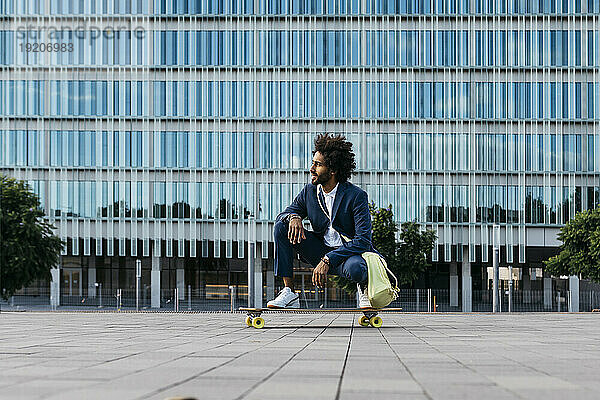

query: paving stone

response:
[340,377,422,393]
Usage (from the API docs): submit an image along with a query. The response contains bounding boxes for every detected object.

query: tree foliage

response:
[0,175,64,299]
[330,203,437,295]
[544,207,600,283]
[396,221,437,286]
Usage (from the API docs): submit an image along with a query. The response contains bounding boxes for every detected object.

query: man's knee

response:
[343,256,367,283]
[273,221,288,242]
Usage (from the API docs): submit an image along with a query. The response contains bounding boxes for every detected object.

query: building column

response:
[87,256,96,298]
[50,265,60,307]
[543,276,552,310]
[151,256,161,308]
[450,262,458,307]
[247,242,263,308]
[176,260,185,300]
[569,275,579,312]
[461,261,472,312]
[255,247,263,308]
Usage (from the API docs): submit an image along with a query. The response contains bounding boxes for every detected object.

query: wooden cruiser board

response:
[239,307,403,329]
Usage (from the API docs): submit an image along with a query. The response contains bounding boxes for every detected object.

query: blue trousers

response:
[273,220,368,284]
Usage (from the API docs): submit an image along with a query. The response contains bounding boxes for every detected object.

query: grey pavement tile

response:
[346,353,399,360]
[162,355,235,368]
[144,377,258,400]
[202,364,283,379]
[511,389,600,400]
[405,364,470,374]
[44,386,148,400]
[0,375,30,388]
[340,377,423,393]
[0,357,43,369]
[103,368,214,393]
[24,349,138,362]
[489,375,580,390]
[246,376,340,400]
[244,393,334,400]
[59,366,138,380]
[1,364,81,378]
[275,364,343,378]
[339,391,430,400]
[411,371,494,386]
[425,384,520,400]
[343,368,414,380]
[0,378,102,400]
[294,351,351,361]
[470,366,540,376]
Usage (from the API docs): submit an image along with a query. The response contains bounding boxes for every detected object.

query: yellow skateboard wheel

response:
[245,316,253,327]
[359,315,370,327]
[369,316,383,328]
[252,317,265,329]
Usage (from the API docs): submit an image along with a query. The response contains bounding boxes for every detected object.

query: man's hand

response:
[287,217,306,244]
[312,260,329,287]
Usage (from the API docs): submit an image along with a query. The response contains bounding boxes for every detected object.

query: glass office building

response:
[1,0,599,309]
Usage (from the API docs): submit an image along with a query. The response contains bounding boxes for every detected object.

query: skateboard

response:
[240,307,403,329]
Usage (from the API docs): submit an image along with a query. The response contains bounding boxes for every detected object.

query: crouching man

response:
[267,133,374,309]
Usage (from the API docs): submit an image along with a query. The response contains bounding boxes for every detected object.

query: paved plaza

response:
[0,312,599,400]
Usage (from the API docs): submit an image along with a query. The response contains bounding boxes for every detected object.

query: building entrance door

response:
[62,268,82,296]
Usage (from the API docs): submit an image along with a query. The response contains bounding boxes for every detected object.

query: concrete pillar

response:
[87,257,96,298]
[176,260,185,300]
[543,277,552,310]
[255,246,263,308]
[50,266,60,307]
[247,242,254,307]
[449,262,458,307]
[151,256,161,308]
[569,275,579,312]
[247,242,263,308]
[461,261,472,312]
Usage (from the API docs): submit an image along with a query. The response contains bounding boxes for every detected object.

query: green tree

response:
[544,207,600,283]
[396,221,437,286]
[0,175,64,299]
[330,203,437,295]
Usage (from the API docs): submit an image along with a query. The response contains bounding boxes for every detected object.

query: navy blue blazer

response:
[275,181,374,268]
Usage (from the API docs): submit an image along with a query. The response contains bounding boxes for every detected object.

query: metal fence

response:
[2,286,600,312]
[578,291,600,312]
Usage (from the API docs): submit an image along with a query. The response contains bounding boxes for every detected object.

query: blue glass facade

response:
[1,0,599,15]
[2,80,600,119]
[2,29,600,67]
[1,2,600,297]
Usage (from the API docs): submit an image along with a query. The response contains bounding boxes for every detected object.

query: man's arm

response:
[325,190,372,268]
[275,185,308,223]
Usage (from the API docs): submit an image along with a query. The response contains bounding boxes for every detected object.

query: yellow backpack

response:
[361,252,400,309]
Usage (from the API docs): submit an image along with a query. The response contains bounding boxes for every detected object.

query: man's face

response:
[310,151,334,186]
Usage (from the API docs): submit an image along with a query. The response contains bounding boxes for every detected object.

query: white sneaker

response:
[357,283,372,309]
[267,287,300,309]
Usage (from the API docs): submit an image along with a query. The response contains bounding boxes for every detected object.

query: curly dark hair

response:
[313,133,356,183]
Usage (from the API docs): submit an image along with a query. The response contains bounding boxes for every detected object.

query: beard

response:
[310,170,332,186]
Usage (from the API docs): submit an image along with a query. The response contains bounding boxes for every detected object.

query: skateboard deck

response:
[240,307,402,329]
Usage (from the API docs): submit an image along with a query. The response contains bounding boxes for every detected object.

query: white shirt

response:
[319,184,343,248]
